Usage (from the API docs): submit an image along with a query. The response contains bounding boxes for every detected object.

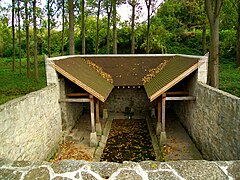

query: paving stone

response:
[52,177,72,180]
[148,171,179,180]
[0,158,12,167]
[115,169,142,180]
[23,167,50,180]
[227,161,240,179]
[90,162,120,178]
[51,160,86,174]
[81,171,98,180]
[139,161,169,171]
[0,169,22,180]
[167,160,228,179]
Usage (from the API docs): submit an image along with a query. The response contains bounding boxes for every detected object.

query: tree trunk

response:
[202,24,207,55]
[205,0,223,88]
[112,0,117,54]
[131,3,135,54]
[69,0,75,55]
[106,4,112,54]
[17,0,22,74]
[95,0,102,54]
[82,0,85,54]
[61,0,65,56]
[208,20,219,88]
[47,0,51,57]
[237,1,240,67]
[24,0,30,78]
[146,0,151,54]
[12,0,16,71]
[33,0,38,81]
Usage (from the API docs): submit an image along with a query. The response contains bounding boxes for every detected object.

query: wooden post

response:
[96,99,102,135]
[156,97,161,135]
[160,93,167,145]
[90,95,95,133]
[161,93,166,132]
[89,95,97,147]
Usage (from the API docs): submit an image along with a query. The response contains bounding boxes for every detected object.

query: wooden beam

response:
[95,99,102,135]
[156,97,162,135]
[59,98,90,103]
[90,95,95,133]
[96,99,100,124]
[166,96,196,101]
[161,93,166,132]
[165,91,189,96]
[67,93,90,97]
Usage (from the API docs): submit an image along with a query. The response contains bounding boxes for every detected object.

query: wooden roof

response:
[54,58,114,102]
[144,56,200,102]
[86,56,172,86]
[50,55,202,102]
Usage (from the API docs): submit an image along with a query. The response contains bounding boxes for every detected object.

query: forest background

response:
[0,0,239,104]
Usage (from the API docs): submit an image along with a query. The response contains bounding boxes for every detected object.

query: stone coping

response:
[0,159,239,179]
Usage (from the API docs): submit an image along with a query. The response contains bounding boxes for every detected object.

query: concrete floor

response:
[152,110,203,161]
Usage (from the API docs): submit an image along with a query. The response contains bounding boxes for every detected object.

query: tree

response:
[69,0,75,55]
[17,0,22,74]
[61,0,65,56]
[237,0,240,67]
[81,0,86,54]
[95,0,102,54]
[112,0,117,54]
[12,0,16,71]
[205,0,223,88]
[47,0,51,57]
[24,0,30,78]
[33,0,38,81]
[128,0,138,54]
[104,0,112,54]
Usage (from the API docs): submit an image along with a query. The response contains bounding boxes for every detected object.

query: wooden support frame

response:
[90,95,96,133]
[59,98,90,103]
[95,99,102,135]
[161,93,166,132]
[156,97,162,135]
[166,96,196,101]
[66,93,90,97]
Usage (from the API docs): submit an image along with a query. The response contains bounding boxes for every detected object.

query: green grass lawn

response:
[0,56,47,105]
[0,57,239,105]
[219,62,240,97]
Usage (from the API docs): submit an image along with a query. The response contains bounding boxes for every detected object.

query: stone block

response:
[90,132,98,147]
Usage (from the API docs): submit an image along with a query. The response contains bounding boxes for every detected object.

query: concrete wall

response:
[105,87,151,115]
[175,80,240,160]
[0,84,62,161]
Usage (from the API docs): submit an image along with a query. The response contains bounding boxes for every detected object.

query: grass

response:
[0,56,47,105]
[219,62,240,97]
[0,57,239,105]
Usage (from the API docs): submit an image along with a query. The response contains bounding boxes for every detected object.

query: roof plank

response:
[54,58,114,102]
[144,57,200,102]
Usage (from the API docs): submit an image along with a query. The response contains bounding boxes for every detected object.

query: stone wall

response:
[59,77,83,132]
[104,87,151,115]
[174,81,240,160]
[0,84,62,161]
[0,159,239,179]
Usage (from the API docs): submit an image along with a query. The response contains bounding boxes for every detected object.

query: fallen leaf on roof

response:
[86,59,113,84]
[142,60,169,85]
